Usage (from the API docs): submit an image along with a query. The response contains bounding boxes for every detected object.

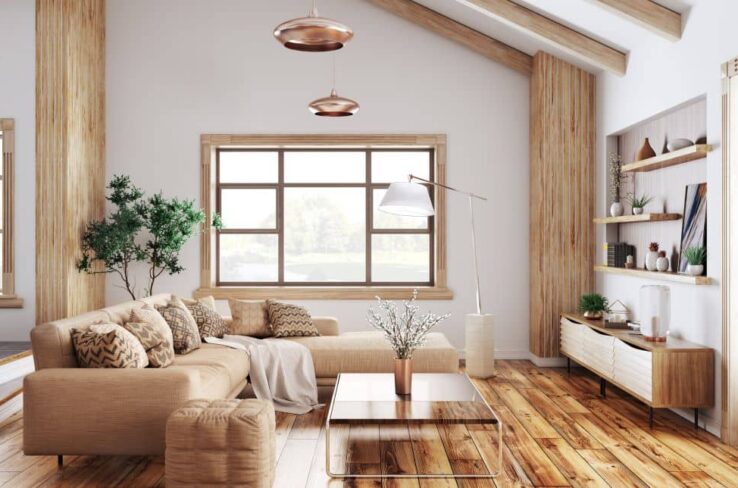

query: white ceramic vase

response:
[686,264,704,276]
[645,251,659,271]
[610,201,624,217]
[656,256,669,272]
[633,207,644,215]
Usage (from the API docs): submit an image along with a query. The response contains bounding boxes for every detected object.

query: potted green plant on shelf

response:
[683,245,706,276]
[626,193,653,215]
[579,293,609,319]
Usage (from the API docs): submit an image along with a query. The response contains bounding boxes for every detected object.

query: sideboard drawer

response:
[613,340,653,402]
[581,326,615,378]
[560,318,584,361]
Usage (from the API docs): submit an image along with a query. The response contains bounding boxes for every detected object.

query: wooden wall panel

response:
[36,0,105,324]
[530,52,595,359]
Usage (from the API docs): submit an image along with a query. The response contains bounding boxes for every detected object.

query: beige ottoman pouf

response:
[166,399,276,487]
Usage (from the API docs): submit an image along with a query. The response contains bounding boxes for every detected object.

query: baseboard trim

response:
[458,350,532,361]
[529,354,567,367]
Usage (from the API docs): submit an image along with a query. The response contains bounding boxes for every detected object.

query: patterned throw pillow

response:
[71,323,149,368]
[155,302,201,355]
[123,322,174,368]
[130,304,175,348]
[184,301,228,339]
[266,300,319,338]
[228,299,272,338]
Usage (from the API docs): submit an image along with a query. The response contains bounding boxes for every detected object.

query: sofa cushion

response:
[184,301,228,339]
[123,322,174,368]
[131,304,175,347]
[267,300,319,338]
[228,299,272,338]
[71,323,149,369]
[286,331,458,378]
[171,344,250,395]
[156,303,201,355]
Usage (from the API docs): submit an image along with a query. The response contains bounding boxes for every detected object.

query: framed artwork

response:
[679,183,707,273]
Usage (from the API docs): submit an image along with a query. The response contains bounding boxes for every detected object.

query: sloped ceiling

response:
[411,0,692,74]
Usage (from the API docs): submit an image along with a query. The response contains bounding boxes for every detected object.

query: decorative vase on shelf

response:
[632,207,644,215]
[686,264,704,276]
[656,253,669,272]
[610,201,624,217]
[394,358,412,395]
[645,242,659,271]
[637,138,657,161]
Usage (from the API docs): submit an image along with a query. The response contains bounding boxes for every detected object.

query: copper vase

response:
[636,138,656,161]
[394,358,412,395]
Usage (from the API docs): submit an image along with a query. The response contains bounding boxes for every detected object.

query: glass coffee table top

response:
[328,373,498,425]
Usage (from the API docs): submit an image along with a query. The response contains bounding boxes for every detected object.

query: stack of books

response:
[607,242,635,268]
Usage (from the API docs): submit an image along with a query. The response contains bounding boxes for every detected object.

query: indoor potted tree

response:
[579,293,609,319]
[367,290,450,395]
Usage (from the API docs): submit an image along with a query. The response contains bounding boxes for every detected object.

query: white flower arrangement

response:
[367,290,450,360]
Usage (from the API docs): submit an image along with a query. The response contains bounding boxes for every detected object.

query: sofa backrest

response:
[30,294,173,370]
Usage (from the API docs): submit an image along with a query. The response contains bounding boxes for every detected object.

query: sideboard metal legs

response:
[58,455,63,469]
[600,378,606,398]
[649,407,654,428]
[694,408,699,429]
[567,357,571,374]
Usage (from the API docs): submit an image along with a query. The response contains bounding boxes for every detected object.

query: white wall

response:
[596,0,738,434]
[105,0,531,356]
[0,0,35,341]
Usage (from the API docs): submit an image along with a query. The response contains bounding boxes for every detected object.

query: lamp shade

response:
[378,182,435,217]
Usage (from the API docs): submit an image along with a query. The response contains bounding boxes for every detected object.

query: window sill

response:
[0,296,24,309]
[194,286,454,301]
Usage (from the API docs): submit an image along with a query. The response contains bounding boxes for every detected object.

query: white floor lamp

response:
[379,175,496,378]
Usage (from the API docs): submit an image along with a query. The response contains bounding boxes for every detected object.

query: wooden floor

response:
[4,360,738,487]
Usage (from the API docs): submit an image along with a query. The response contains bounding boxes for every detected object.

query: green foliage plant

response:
[625,193,653,209]
[78,175,221,298]
[684,245,706,266]
[579,293,609,314]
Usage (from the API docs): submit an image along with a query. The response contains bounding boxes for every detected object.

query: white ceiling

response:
[412,0,693,74]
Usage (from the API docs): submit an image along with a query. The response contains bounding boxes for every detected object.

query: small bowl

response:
[666,138,693,152]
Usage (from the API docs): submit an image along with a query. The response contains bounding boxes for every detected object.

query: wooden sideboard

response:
[560,313,714,427]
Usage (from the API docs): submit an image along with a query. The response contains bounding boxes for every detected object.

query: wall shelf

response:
[622,144,712,173]
[594,265,712,285]
[593,213,682,224]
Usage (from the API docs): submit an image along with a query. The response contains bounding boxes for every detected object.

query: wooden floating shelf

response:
[594,265,712,285]
[622,144,712,173]
[593,213,682,224]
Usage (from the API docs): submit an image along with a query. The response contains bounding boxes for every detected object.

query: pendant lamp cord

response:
[332,53,336,91]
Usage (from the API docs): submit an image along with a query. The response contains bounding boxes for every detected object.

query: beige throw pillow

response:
[266,300,319,338]
[185,301,228,339]
[123,322,174,368]
[71,323,149,368]
[156,299,201,355]
[228,299,272,338]
[130,304,175,352]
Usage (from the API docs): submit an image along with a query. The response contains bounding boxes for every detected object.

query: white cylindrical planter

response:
[465,313,495,378]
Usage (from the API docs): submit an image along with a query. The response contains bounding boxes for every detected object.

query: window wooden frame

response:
[196,134,451,300]
[0,119,22,308]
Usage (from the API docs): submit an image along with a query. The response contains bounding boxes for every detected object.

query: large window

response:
[0,119,21,308]
[216,148,434,286]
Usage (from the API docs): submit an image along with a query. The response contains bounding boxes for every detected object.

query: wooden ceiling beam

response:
[588,0,681,41]
[454,0,627,75]
[366,0,532,76]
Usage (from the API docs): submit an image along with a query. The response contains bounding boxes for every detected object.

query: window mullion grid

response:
[278,150,285,285]
[365,150,372,284]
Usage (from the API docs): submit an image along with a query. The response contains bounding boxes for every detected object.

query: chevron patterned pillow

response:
[71,323,149,368]
[155,303,201,354]
[130,304,175,350]
[266,300,319,338]
[123,322,174,368]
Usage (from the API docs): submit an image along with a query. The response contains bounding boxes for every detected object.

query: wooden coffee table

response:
[325,372,502,479]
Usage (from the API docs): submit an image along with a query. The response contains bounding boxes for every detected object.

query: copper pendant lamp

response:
[274,0,353,52]
[309,56,359,117]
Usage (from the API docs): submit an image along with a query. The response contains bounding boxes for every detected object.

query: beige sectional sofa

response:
[25,294,458,456]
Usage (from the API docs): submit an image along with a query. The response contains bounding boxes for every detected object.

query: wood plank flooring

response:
[5,360,738,487]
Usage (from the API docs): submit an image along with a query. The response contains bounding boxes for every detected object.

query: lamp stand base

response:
[465,314,495,378]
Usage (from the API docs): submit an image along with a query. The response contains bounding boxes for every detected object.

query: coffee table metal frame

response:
[325,372,503,479]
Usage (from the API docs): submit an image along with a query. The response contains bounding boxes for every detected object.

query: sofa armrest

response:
[313,317,339,336]
[23,367,202,456]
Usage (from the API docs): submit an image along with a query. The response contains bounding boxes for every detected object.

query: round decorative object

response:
[274,4,353,52]
[610,201,624,217]
[645,251,659,271]
[637,137,656,161]
[666,138,693,152]
[309,89,359,117]
[686,264,704,276]
[583,310,603,319]
[633,207,644,215]
[656,256,669,272]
